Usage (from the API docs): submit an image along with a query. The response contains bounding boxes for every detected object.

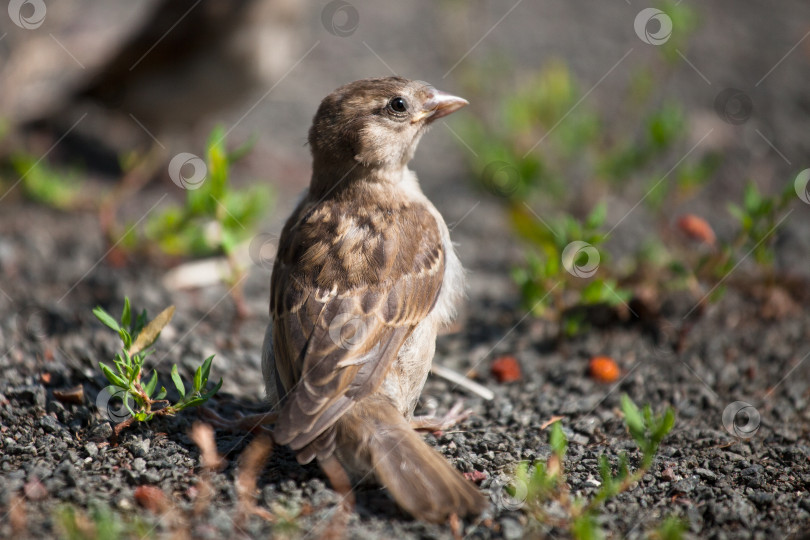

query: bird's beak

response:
[412,89,469,123]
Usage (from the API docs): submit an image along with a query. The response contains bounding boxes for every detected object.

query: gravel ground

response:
[1,197,809,539]
[2,1,810,539]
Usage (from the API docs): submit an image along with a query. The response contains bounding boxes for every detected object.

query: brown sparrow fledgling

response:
[263,77,485,522]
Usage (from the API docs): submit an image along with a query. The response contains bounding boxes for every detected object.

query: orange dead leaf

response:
[540,415,565,430]
[677,214,716,246]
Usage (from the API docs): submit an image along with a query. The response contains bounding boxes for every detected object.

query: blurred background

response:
[1,0,809,373]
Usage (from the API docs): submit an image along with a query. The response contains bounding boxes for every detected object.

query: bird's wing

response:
[270,196,444,461]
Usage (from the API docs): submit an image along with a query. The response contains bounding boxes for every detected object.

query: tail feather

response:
[336,394,485,523]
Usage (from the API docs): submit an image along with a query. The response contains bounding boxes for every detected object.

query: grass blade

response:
[93,307,120,332]
[171,365,185,397]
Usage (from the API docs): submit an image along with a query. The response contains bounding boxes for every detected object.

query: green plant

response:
[144,127,269,259]
[56,503,153,540]
[664,180,796,303]
[507,395,677,539]
[510,202,631,333]
[452,4,710,327]
[726,180,795,270]
[8,154,83,209]
[93,298,222,435]
[650,515,689,540]
[653,0,701,63]
[454,2,795,322]
[139,126,271,316]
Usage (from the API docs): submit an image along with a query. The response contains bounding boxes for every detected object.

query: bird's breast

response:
[378,170,466,417]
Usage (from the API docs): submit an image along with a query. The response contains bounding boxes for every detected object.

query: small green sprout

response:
[56,503,153,540]
[726,180,795,269]
[93,297,222,435]
[650,515,689,540]
[144,126,271,260]
[510,202,632,334]
[9,154,83,209]
[141,126,272,316]
[506,395,677,539]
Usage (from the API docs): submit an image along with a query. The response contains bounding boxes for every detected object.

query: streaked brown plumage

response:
[262,77,484,522]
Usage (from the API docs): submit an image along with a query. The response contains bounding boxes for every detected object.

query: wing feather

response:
[270,195,444,461]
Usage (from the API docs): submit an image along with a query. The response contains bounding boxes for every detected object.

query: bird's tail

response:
[335,394,486,523]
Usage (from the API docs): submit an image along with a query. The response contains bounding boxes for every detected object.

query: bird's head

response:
[308,77,468,182]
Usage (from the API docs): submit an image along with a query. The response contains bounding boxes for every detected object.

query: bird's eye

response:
[388,97,408,113]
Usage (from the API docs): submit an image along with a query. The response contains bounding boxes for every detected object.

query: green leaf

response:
[201,355,214,385]
[121,298,131,329]
[227,132,259,163]
[743,182,761,213]
[621,394,645,444]
[122,394,137,417]
[220,226,239,255]
[585,202,607,230]
[193,365,202,392]
[155,387,167,400]
[178,397,207,409]
[655,515,688,540]
[598,455,612,483]
[201,378,223,400]
[727,203,745,223]
[99,362,128,388]
[549,421,568,458]
[643,404,654,429]
[10,153,82,209]
[129,305,175,355]
[653,407,676,442]
[171,365,185,397]
[93,307,120,333]
[618,452,630,479]
[128,363,141,384]
[113,356,126,375]
[581,280,608,304]
[144,371,158,397]
[134,309,148,334]
[571,511,603,540]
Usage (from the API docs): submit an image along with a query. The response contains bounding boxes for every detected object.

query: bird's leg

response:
[317,455,355,539]
[410,400,473,432]
[200,407,277,435]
